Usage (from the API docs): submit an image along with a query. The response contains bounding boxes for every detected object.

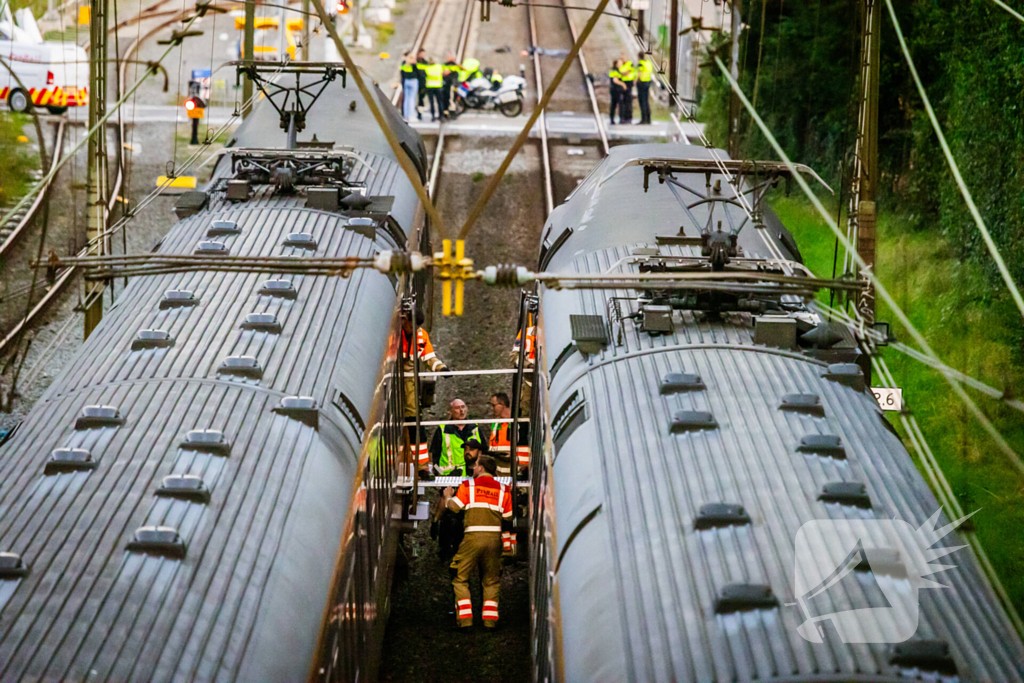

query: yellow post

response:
[441,239,452,316]
[78,6,90,24]
[454,240,465,315]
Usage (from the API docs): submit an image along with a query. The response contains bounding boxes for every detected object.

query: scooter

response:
[451,74,527,117]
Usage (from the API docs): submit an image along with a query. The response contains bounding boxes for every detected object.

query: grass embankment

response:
[0,114,37,209]
[772,195,1024,614]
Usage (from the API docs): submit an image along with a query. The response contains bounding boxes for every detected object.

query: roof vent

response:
[174,190,209,219]
[660,372,705,395]
[641,305,673,333]
[44,448,97,475]
[670,410,717,434]
[282,232,317,249]
[306,186,339,211]
[273,396,319,429]
[779,393,825,416]
[225,179,250,201]
[695,503,751,530]
[126,526,186,559]
[855,548,907,578]
[156,474,212,503]
[714,584,778,614]
[753,316,797,350]
[218,355,263,380]
[195,240,228,255]
[570,314,608,355]
[75,405,124,429]
[0,552,29,579]
[181,429,231,455]
[160,290,198,309]
[822,363,866,392]
[630,246,660,256]
[259,279,298,300]
[207,219,241,237]
[889,640,957,676]
[345,216,376,239]
[131,329,175,351]
[819,482,871,508]
[797,434,846,459]
[241,313,282,334]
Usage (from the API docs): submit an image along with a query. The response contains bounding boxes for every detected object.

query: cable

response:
[0,7,209,230]
[986,0,1024,23]
[714,54,1024,476]
[884,0,1024,322]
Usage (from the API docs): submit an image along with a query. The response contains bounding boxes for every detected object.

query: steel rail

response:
[559,0,608,155]
[0,120,66,258]
[525,0,555,216]
[0,9,190,361]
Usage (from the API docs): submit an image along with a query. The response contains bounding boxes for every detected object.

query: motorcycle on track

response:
[451,74,527,117]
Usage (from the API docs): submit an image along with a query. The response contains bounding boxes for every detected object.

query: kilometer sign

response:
[872,387,903,412]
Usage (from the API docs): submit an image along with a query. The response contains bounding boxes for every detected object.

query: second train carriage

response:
[0,65,425,681]
[527,144,1024,682]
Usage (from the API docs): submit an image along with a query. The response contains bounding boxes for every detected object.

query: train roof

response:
[0,82,413,680]
[539,144,1024,682]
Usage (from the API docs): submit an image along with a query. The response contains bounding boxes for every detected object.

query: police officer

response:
[443,454,513,629]
[619,56,635,124]
[400,51,418,122]
[636,51,653,125]
[424,57,444,122]
[416,48,428,112]
[442,52,459,118]
[608,59,624,124]
[461,57,482,82]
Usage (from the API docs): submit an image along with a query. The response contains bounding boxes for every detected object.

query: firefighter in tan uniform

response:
[401,306,448,478]
[442,454,513,629]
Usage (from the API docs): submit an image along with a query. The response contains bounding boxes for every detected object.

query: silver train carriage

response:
[0,70,426,682]
[526,144,1024,682]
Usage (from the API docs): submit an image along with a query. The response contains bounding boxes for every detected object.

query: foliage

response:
[698,0,1024,314]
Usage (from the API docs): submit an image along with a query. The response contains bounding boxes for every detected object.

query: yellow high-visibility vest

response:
[638,59,653,82]
[425,63,444,88]
[620,61,636,82]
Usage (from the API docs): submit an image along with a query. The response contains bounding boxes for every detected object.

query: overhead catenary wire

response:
[884,0,1024,322]
[714,54,1024,477]
[986,0,1024,23]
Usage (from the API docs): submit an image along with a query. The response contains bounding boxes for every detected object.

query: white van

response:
[0,7,88,114]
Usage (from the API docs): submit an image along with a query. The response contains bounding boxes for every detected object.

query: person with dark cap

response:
[416,48,428,114]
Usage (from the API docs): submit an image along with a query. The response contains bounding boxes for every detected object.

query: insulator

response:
[482,264,531,288]
[374,251,424,275]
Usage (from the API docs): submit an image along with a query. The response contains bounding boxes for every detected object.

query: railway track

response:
[0,122,65,257]
[0,8,188,359]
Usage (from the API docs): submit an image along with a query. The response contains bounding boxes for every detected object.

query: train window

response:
[0,422,20,448]
[333,389,366,440]
[538,226,573,270]
[553,390,587,453]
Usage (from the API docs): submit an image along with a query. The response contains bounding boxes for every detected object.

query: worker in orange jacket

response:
[443,454,513,629]
[401,306,448,479]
